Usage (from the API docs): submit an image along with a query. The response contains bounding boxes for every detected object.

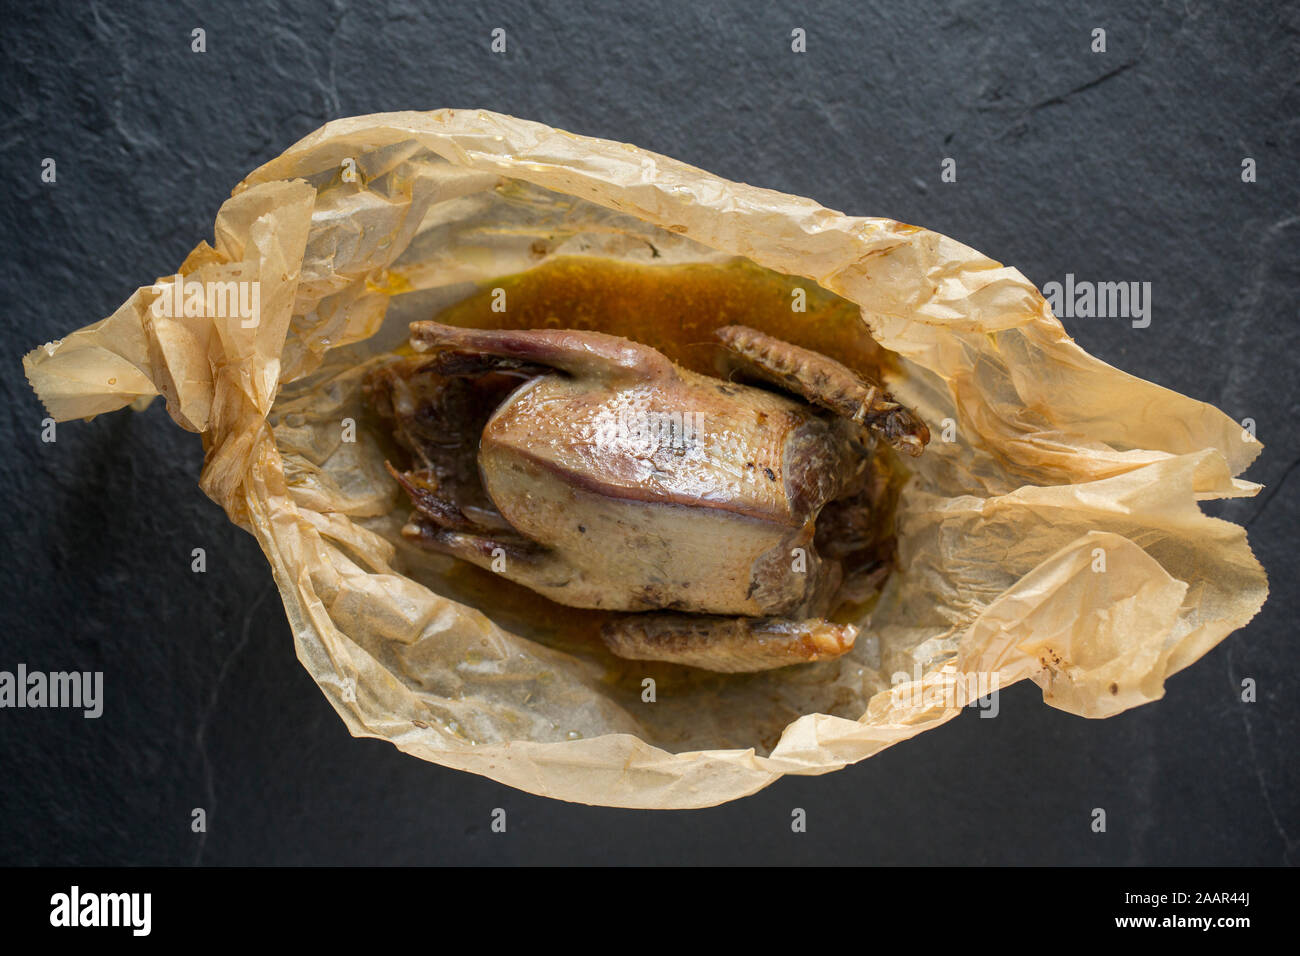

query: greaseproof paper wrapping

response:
[24,110,1268,808]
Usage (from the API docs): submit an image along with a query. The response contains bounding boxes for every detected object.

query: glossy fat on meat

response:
[478,370,848,614]
[482,369,832,524]
[602,614,858,672]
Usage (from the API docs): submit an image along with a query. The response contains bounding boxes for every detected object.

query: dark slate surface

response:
[1,1,1296,865]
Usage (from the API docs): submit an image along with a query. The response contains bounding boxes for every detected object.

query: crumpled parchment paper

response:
[23,109,1268,808]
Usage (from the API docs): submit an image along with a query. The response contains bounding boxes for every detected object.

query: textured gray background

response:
[1,0,1296,864]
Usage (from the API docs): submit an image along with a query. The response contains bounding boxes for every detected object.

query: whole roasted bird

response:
[366,322,928,672]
